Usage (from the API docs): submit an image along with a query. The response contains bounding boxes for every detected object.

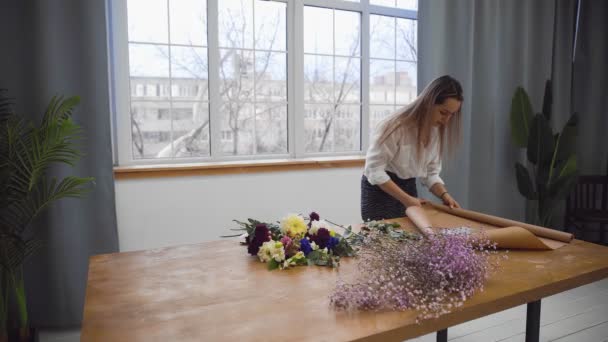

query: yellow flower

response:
[329,230,336,237]
[280,214,307,238]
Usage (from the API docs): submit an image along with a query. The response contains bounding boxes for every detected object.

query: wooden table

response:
[82,217,608,342]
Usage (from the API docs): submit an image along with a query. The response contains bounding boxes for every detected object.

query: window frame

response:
[108,0,417,166]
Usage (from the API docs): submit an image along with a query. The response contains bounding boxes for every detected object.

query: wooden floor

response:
[412,278,608,342]
[40,278,608,342]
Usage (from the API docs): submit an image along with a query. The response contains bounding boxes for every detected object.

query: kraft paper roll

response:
[478,226,553,250]
[426,202,573,243]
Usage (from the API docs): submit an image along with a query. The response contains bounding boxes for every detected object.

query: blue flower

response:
[300,238,313,256]
[327,237,340,250]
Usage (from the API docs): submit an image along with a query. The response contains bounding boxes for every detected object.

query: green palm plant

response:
[509,80,579,227]
[0,90,93,341]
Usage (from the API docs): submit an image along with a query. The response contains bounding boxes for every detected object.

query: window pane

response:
[255,52,287,102]
[128,0,168,43]
[171,46,209,101]
[255,104,287,154]
[369,105,396,136]
[397,18,417,61]
[129,44,169,78]
[304,104,334,152]
[169,0,207,46]
[370,59,396,104]
[335,57,360,104]
[131,101,172,159]
[219,0,253,49]
[397,0,418,11]
[370,15,395,59]
[255,0,286,51]
[396,61,417,104]
[220,103,254,155]
[304,7,333,55]
[370,0,396,8]
[334,10,360,57]
[220,49,254,102]
[304,54,333,103]
[334,104,360,152]
[171,102,210,157]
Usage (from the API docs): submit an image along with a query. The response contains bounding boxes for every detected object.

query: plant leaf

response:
[510,87,534,147]
[527,114,554,165]
[550,173,578,200]
[515,162,537,200]
[542,80,552,121]
[267,259,279,271]
[558,155,577,179]
[555,113,578,163]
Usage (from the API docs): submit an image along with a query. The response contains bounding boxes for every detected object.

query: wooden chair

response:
[564,175,608,244]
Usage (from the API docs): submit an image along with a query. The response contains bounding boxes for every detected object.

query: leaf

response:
[515,162,537,200]
[510,87,534,147]
[542,80,552,121]
[558,155,577,179]
[527,114,554,165]
[555,113,578,163]
[549,173,578,200]
[267,259,279,271]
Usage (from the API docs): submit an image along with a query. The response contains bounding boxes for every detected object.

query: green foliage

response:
[267,259,280,271]
[509,82,578,226]
[0,91,93,332]
[509,87,534,147]
[306,250,339,267]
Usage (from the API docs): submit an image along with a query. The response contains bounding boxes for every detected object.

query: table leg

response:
[526,299,541,342]
[436,328,447,342]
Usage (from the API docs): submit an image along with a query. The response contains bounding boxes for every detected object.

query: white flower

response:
[311,241,319,251]
[309,219,330,235]
[257,240,286,263]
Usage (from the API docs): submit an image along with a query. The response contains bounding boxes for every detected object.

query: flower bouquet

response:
[329,222,506,321]
[226,212,356,270]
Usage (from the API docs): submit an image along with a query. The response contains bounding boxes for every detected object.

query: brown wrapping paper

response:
[426,202,573,243]
[403,203,573,250]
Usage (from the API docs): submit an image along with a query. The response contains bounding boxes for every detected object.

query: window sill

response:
[113,156,366,179]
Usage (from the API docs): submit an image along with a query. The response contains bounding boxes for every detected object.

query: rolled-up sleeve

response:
[420,143,444,189]
[363,131,398,185]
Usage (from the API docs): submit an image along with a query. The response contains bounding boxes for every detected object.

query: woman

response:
[361,75,463,221]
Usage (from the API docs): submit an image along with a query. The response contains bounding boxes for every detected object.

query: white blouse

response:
[363,125,444,188]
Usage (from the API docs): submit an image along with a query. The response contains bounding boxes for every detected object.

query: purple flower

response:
[247,224,271,255]
[300,238,313,256]
[280,236,292,249]
[309,212,320,221]
[329,229,502,321]
[310,228,331,249]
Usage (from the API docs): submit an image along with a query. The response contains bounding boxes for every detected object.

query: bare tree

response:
[131,5,417,158]
[150,2,283,157]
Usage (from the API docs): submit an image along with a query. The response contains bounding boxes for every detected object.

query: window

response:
[110,0,417,165]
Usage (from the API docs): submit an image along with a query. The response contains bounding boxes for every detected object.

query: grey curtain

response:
[0,0,119,328]
[418,0,556,221]
[569,0,608,174]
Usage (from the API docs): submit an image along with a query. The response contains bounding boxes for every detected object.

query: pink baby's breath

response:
[329,228,503,322]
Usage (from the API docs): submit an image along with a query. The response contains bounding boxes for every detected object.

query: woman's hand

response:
[403,196,428,208]
[441,193,460,209]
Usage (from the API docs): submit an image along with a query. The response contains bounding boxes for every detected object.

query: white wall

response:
[115,167,364,251]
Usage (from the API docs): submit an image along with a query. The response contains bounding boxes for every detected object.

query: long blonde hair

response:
[378,75,463,162]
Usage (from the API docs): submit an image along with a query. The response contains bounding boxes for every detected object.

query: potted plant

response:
[509,80,578,227]
[0,90,94,342]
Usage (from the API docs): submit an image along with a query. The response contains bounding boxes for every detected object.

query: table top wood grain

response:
[81,214,608,342]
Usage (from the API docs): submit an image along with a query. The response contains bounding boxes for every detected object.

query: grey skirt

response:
[360,171,418,221]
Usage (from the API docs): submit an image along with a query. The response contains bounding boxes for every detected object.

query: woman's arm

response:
[430,182,460,208]
[378,180,426,208]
